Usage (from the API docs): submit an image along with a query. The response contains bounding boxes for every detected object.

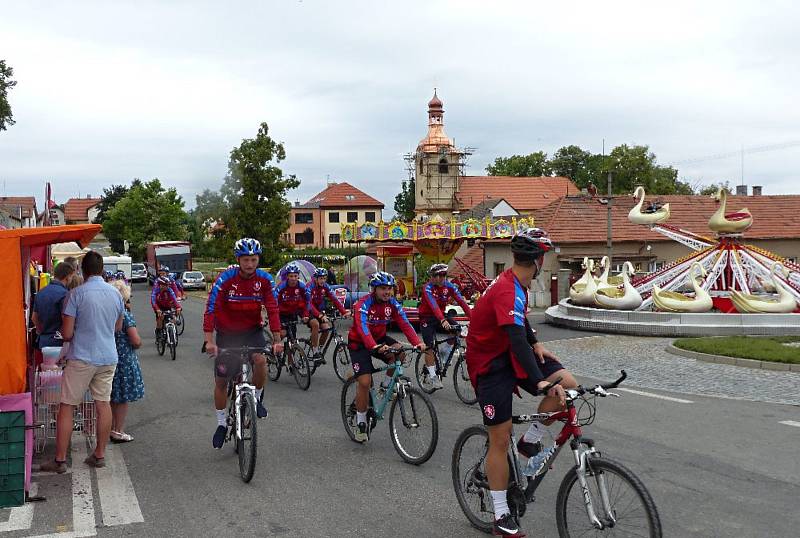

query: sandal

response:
[110,431,134,443]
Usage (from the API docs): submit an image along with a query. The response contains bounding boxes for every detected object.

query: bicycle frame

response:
[431,330,462,375]
[231,361,255,443]
[368,359,406,418]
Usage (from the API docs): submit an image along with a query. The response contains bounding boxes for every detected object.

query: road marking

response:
[0,483,38,531]
[617,388,694,403]
[779,420,800,428]
[96,444,144,527]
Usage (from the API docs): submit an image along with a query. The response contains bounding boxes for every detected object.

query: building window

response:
[494,263,505,277]
[345,194,356,201]
[365,212,376,222]
[294,213,313,224]
[329,233,341,246]
[347,212,358,223]
[294,228,314,245]
[328,212,339,223]
[419,160,423,174]
[438,158,449,174]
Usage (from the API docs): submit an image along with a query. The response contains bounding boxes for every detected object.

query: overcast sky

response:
[2,0,799,214]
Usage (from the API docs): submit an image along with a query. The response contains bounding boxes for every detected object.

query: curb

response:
[665,342,800,372]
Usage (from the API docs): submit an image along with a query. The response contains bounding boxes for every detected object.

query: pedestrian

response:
[32,261,76,353]
[40,251,125,473]
[326,266,337,285]
[109,280,144,443]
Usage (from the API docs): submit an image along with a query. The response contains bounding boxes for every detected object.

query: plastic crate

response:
[0,411,26,508]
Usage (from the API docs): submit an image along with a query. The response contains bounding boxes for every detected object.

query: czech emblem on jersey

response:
[353,362,360,373]
[294,288,299,295]
[483,404,495,420]
[254,281,261,291]
[384,306,392,317]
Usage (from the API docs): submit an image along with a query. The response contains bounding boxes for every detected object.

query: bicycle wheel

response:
[167,325,177,361]
[389,385,438,465]
[299,338,317,376]
[176,310,185,336]
[290,344,311,391]
[556,456,662,538]
[156,329,166,356]
[340,376,365,443]
[267,351,282,381]
[453,351,477,405]
[413,352,435,394]
[332,342,352,383]
[451,425,495,533]
[236,391,258,483]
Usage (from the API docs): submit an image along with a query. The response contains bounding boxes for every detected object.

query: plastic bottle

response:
[522,446,555,477]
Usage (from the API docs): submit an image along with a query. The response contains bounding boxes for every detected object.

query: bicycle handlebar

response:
[375,344,418,354]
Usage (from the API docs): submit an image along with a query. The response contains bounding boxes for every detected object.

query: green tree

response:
[94,183,131,224]
[191,189,232,260]
[605,144,692,195]
[103,178,188,259]
[393,178,415,221]
[697,180,732,196]
[548,145,594,188]
[486,151,550,176]
[0,60,17,132]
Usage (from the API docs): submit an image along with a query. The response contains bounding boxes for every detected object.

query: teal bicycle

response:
[340,345,438,465]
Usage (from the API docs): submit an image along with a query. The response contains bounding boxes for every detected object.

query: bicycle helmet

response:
[510,227,553,258]
[103,270,113,280]
[285,262,301,274]
[157,276,171,285]
[369,271,396,288]
[158,265,170,273]
[313,267,328,278]
[428,263,449,276]
[233,237,262,257]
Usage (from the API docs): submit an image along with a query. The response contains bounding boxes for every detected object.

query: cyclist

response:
[307,267,350,362]
[102,270,114,282]
[418,262,471,390]
[157,265,185,299]
[465,228,576,537]
[347,271,425,442]
[275,263,311,346]
[203,238,283,449]
[151,276,182,334]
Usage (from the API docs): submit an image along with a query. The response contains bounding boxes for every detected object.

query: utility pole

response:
[606,169,613,263]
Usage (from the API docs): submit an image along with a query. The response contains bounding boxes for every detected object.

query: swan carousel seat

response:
[708,187,752,234]
[628,186,670,225]
[596,256,627,286]
[652,262,713,313]
[594,262,643,310]
[730,262,798,313]
[570,258,599,306]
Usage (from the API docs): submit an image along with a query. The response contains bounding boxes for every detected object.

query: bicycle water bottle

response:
[522,446,555,477]
[439,342,453,360]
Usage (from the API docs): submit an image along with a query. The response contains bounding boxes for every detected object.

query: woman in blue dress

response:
[110,281,145,443]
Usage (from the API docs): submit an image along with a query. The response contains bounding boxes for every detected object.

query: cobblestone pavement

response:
[545,335,800,406]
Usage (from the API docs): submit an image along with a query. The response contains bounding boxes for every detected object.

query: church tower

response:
[410,90,469,220]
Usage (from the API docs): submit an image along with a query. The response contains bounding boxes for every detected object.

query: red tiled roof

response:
[305,182,384,208]
[0,196,37,218]
[457,176,579,211]
[450,243,484,277]
[64,197,101,221]
[534,194,800,244]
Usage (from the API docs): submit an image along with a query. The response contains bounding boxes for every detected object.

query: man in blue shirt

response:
[40,251,125,473]
[32,261,76,349]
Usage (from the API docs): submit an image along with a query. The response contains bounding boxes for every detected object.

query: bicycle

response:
[414,323,475,405]
[156,310,179,361]
[340,345,438,465]
[298,312,350,380]
[175,308,185,336]
[266,320,312,390]
[452,371,662,537]
[209,345,262,483]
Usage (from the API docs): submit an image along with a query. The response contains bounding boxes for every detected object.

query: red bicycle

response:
[452,371,662,537]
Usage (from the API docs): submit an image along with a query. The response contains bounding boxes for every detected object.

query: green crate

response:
[0,473,25,508]
[0,411,26,508]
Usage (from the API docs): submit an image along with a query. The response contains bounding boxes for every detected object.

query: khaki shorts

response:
[61,360,116,405]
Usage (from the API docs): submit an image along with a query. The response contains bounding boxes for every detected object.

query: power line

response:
[671,141,800,166]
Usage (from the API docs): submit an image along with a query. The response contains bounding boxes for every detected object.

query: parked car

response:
[130,263,148,283]
[180,270,207,291]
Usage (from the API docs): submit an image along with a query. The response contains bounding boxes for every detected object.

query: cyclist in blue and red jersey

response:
[151,276,182,333]
[157,265,184,299]
[306,267,350,362]
[275,263,311,340]
[203,238,283,449]
[347,271,425,442]
[418,262,471,390]
[466,228,576,537]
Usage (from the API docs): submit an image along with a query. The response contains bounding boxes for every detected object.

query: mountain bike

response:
[156,310,179,361]
[414,323,475,404]
[298,312,350,379]
[452,371,662,537]
[340,345,438,465]
[175,308,185,336]
[267,320,311,390]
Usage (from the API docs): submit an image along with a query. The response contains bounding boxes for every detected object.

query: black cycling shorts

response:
[214,328,267,380]
[420,317,452,347]
[348,336,399,378]
[476,355,565,426]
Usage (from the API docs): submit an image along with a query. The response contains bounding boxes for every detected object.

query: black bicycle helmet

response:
[510,227,553,258]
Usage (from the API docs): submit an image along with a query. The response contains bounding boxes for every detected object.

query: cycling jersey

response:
[151,286,180,312]
[418,280,471,321]
[348,293,421,350]
[307,282,347,317]
[465,268,530,386]
[275,281,311,318]
[203,268,280,333]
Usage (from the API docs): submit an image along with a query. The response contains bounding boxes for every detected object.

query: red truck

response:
[146,241,192,284]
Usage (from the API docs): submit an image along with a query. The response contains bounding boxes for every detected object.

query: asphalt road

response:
[12,284,800,537]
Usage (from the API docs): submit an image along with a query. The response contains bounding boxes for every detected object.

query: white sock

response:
[255,388,263,402]
[356,411,367,424]
[490,490,510,519]
[523,422,544,444]
[215,409,226,427]
[427,365,438,378]
[382,373,392,388]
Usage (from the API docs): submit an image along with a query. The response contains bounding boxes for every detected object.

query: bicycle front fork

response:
[571,442,616,529]
[232,384,255,441]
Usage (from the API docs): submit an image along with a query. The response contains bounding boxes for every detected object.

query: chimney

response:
[294,200,300,207]
[752,185,762,196]
[735,184,748,196]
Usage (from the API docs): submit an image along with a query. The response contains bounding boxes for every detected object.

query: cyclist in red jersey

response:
[275,263,311,340]
[203,238,283,449]
[466,228,576,537]
[347,271,425,442]
[307,267,350,362]
[151,276,182,333]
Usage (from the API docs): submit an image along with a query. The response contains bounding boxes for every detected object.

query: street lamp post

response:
[606,169,613,264]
